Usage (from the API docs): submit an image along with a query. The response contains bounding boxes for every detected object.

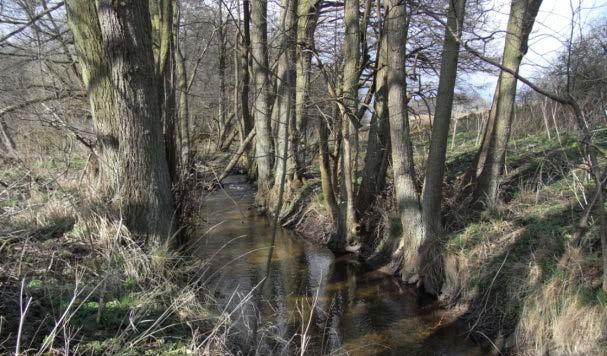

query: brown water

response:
[192,175,482,355]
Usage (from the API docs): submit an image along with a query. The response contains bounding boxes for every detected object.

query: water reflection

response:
[192,176,481,355]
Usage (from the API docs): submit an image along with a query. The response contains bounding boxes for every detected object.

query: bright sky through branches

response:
[467,0,607,100]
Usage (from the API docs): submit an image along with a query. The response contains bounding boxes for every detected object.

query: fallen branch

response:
[216,129,256,184]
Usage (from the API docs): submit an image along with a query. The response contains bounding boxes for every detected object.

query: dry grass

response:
[1,147,332,354]
[0,153,237,354]
[433,129,607,354]
[515,249,607,355]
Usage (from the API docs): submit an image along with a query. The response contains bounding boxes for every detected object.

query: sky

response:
[463,0,607,101]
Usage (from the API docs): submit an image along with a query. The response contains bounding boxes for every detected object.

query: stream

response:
[192,175,483,355]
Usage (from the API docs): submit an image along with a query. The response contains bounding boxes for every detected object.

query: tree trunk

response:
[150,0,178,182]
[237,0,255,174]
[273,0,298,189]
[0,118,17,157]
[421,0,466,237]
[474,0,542,207]
[65,0,120,196]
[251,0,274,188]
[418,0,466,293]
[175,30,190,173]
[340,0,362,250]
[96,0,175,243]
[357,7,390,214]
[217,1,228,140]
[319,116,339,221]
[294,0,320,172]
[240,0,253,135]
[385,0,424,281]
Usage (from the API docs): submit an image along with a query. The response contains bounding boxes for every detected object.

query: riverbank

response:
[2,126,605,354]
[0,152,481,354]
[252,129,607,354]
[0,154,233,354]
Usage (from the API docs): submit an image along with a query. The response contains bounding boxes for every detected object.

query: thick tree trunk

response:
[96,0,175,243]
[421,0,466,236]
[251,0,274,188]
[385,0,424,281]
[66,0,120,196]
[474,0,542,207]
[340,0,362,250]
[273,0,298,189]
[419,0,466,293]
[150,0,178,182]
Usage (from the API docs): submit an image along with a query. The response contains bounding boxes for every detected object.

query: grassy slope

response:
[436,128,607,354]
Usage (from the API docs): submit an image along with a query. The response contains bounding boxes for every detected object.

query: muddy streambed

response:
[192,175,482,355]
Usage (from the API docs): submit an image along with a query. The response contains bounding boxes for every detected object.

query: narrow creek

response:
[192,175,482,355]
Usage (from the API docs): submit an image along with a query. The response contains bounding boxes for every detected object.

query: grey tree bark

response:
[150,0,178,182]
[66,0,120,196]
[294,0,321,172]
[385,0,424,281]
[273,0,298,189]
[357,5,390,215]
[251,0,274,188]
[418,0,467,294]
[340,0,362,250]
[421,0,466,237]
[175,28,190,174]
[96,0,175,243]
[474,0,543,207]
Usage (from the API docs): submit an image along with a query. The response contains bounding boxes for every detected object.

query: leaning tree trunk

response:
[385,0,424,281]
[66,0,120,196]
[96,0,175,243]
[474,0,543,207]
[251,0,274,188]
[319,114,340,221]
[419,0,466,294]
[421,0,466,237]
[340,0,362,251]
